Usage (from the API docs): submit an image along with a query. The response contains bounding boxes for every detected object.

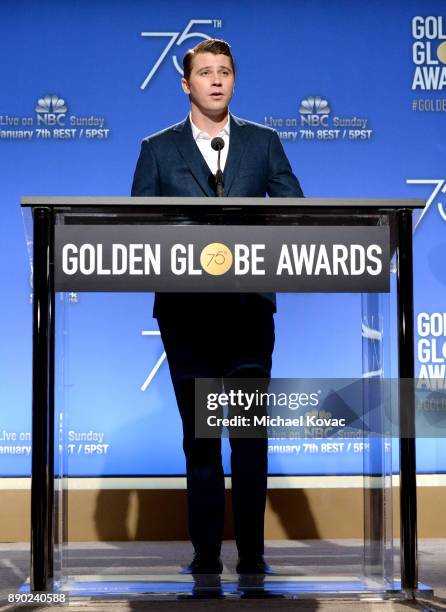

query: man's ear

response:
[181,78,190,95]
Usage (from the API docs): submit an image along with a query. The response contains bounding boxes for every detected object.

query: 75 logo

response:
[140,19,222,89]
[407,179,446,223]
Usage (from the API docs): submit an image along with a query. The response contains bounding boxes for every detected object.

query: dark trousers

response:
[157,294,275,559]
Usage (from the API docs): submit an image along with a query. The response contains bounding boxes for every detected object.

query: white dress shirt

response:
[190,114,230,175]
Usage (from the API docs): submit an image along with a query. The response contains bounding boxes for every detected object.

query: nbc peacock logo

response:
[299,96,331,127]
[35,94,67,126]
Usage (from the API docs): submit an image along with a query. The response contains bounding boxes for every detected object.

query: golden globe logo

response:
[412,16,446,90]
[200,242,233,275]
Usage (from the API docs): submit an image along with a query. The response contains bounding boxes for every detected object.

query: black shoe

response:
[236,556,273,575]
[181,554,223,574]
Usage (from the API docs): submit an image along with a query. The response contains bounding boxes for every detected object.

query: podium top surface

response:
[20,196,425,210]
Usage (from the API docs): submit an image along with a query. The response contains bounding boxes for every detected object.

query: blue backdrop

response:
[1,0,446,476]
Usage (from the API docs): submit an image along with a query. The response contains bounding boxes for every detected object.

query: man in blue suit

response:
[132,39,303,575]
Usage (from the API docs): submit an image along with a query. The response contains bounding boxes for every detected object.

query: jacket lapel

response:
[224,114,251,196]
[172,117,215,196]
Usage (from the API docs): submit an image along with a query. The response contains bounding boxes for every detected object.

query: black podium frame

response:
[21,196,424,596]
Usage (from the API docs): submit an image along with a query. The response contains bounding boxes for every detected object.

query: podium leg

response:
[396,209,418,593]
[30,207,54,591]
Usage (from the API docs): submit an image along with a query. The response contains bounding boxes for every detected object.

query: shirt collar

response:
[190,113,230,141]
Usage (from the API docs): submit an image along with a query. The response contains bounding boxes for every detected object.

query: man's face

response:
[182,52,235,116]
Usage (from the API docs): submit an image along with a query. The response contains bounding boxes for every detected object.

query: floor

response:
[0,540,444,611]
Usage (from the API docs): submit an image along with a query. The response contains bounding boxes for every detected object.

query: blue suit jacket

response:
[131,114,303,316]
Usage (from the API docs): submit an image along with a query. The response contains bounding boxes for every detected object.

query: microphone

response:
[211,136,225,152]
[211,137,225,197]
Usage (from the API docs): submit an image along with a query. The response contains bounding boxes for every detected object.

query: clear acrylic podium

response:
[21,196,427,600]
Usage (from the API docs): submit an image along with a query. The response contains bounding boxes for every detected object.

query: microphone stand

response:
[211,137,225,197]
[215,148,224,198]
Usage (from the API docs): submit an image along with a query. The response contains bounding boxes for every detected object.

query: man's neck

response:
[190,106,229,137]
